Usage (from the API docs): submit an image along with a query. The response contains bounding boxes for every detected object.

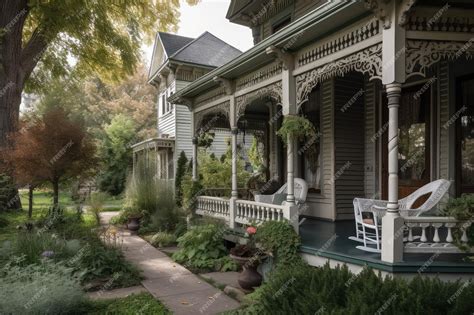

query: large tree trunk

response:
[28,184,34,218]
[1,1,48,210]
[52,179,59,208]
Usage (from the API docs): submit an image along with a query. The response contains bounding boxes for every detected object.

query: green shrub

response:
[0,173,18,211]
[254,220,301,266]
[0,259,86,315]
[88,293,170,315]
[173,223,230,271]
[149,231,177,247]
[181,174,203,213]
[232,263,474,315]
[175,151,188,206]
[443,194,474,251]
[89,191,108,225]
[77,241,142,289]
[2,231,76,265]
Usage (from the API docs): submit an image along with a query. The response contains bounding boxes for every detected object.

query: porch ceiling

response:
[169,1,370,103]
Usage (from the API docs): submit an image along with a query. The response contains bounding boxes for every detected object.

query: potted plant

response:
[230,226,266,290]
[125,208,144,231]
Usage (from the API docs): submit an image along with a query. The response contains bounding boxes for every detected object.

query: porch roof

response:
[169,1,370,104]
[131,137,174,153]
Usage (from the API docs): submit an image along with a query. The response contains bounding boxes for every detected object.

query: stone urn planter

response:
[230,253,263,290]
[126,217,141,231]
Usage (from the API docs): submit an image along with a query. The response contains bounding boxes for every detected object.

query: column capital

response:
[231,127,239,135]
[385,82,402,94]
[192,137,198,145]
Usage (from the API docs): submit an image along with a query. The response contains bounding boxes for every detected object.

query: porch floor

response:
[299,218,474,274]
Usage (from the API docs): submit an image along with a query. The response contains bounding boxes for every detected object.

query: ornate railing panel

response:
[404,217,473,254]
[195,196,230,219]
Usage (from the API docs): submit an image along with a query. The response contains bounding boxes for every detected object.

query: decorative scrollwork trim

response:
[235,81,282,121]
[194,101,230,132]
[296,44,382,108]
[406,39,474,78]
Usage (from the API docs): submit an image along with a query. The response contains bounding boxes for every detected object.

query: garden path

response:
[100,211,241,315]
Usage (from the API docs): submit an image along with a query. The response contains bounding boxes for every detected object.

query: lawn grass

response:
[88,293,170,315]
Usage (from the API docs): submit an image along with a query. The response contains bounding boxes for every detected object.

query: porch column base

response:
[381,213,404,263]
[284,204,299,234]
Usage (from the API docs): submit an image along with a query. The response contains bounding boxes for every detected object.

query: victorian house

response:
[168,0,474,279]
[132,31,253,180]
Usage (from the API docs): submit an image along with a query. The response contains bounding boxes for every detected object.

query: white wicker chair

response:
[254,178,308,205]
[350,179,451,253]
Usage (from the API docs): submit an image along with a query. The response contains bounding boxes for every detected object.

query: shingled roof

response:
[158,32,194,57]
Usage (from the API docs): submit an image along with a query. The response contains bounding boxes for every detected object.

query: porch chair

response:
[254,178,308,206]
[350,179,451,253]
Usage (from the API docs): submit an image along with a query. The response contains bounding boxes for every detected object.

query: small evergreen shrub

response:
[175,151,188,206]
[232,263,474,315]
[0,259,86,315]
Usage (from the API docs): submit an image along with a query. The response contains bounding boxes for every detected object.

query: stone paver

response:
[87,285,147,300]
[100,213,240,314]
[200,271,241,289]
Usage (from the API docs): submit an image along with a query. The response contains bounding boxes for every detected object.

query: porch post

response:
[266,46,297,205]
[286,133,296,205]
[231,127,238,198]
[380,1,406,263]
[192,137,198,181]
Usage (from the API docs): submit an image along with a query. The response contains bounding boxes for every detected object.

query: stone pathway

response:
[100,212,240,315]
[87,285,148,300]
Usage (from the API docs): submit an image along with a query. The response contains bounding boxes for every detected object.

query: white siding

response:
[364,77,377,198]
[175,104,194,163]
[438,61,450,180]
[334,74,365,220]
[305,79,335,220]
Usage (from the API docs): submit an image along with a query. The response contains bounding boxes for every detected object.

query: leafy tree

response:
[0,0,198,148]
[2,107,97,208]
[98,114,136,196]
[175,151,188,206]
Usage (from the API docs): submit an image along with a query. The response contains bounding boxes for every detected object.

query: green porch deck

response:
[299,218,474,274]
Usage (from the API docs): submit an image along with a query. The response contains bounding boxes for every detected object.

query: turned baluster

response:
[461,228,469,243]
[420,223,430,243]
[406,223,415,242]
[445,223,456,243]
[432,223,443,243]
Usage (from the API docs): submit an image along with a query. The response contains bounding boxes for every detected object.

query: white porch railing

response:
[404,217,473,254]
[234,200,286,225]
[195,196,230,220]
[195,196,299,230]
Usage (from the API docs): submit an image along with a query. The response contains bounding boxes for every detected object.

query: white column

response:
[286,132,296,205]
[192,137,198,181]
[231,127,239,198]
[381,83,404,263]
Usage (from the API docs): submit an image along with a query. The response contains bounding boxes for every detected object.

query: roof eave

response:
[169,1,358,103]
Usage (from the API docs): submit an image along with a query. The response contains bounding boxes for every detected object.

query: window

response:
[299,87,322,193]
[161,94,166,116]
[169,91,174,112]
[456,75,474,194]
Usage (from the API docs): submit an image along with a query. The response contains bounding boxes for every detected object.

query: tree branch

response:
[20,28,51,84]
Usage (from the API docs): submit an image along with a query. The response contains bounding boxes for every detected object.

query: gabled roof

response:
[169,32,242,68]
[158,32,194,57]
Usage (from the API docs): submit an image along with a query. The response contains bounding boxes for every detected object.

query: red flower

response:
[246,226,257,235]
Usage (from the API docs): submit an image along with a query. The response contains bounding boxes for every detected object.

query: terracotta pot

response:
[127,217,140,231]
[230,254,263,290]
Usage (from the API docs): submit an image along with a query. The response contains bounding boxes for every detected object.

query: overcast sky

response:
[143,0,254,65]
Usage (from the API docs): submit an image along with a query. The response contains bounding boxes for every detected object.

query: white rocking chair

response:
[350,179,451,253]
[254,178,308,206]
